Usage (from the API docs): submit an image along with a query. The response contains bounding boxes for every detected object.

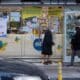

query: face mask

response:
[41,34,44,39]
[51,29,54,33]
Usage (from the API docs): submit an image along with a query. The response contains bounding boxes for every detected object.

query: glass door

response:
[64,11,80,62]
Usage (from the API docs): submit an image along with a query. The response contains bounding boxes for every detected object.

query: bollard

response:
[57,61,62,80]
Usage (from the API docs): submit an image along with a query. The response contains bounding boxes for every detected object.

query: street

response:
[0,58,80,80]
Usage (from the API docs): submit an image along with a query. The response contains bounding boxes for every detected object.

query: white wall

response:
[0,34,63,58]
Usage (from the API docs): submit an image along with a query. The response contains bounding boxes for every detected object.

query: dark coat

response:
[71,31,80,50]
[42,29,54,55]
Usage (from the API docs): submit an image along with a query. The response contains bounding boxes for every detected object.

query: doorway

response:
[64,11,80,62]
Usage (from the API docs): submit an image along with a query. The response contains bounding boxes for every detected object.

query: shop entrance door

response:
[64,11,80,62]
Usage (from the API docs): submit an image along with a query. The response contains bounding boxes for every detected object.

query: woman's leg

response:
[70,50,76,66]
[41,54,46,63]
[47,55,52,64]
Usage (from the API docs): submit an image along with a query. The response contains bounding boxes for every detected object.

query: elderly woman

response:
[41,29,55,64]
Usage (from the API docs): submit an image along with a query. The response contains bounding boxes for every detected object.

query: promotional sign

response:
[0,18,7,37]
[33,38,42,51]
[22,7,42,19]
[10,12,20,22]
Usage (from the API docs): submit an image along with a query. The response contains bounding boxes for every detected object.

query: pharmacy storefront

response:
[0,6,63,60]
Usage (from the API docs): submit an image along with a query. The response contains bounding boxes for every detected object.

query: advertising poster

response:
[0,17,7,37]
[10,12,20,22]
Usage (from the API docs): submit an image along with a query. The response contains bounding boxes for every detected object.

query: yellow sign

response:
[22,6,42,19]
[48,7,63,18]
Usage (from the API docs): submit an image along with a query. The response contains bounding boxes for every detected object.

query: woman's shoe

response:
[47,60,52,64]
[43,61,48,65]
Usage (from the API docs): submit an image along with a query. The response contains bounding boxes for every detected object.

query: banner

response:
[0,18,7,37]
[33,38,42,51]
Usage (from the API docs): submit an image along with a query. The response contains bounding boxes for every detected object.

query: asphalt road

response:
[0,58,80,80]
[0,59,48,80]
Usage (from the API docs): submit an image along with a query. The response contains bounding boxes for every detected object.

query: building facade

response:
[0,0,80,62]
